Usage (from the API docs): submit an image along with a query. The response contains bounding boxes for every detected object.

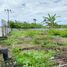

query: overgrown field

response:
[0,29,67,46]
[0,29,67,67]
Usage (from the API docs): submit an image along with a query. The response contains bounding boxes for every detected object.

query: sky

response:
[0,0,67,25]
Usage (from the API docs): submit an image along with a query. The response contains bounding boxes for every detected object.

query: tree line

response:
[9,21,44,29]
[2,13,67,29]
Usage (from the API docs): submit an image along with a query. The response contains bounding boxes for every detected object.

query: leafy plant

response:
[43,14,59,28]
[12,48,55,67]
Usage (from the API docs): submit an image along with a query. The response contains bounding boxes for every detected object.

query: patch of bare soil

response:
[51,36,67,44]
[53,47,67,67]
[11,44,42,50]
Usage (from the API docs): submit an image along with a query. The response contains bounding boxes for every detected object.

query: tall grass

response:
[1,29,67,46]
[48,29,67,37]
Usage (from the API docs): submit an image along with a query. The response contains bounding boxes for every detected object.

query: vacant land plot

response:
[0,29,67,67]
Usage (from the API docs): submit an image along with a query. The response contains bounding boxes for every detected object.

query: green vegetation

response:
[59,25,67,28]
[43,14,59,28]
[1,29,67,47]
[12,48,55,67]
[48,29,67,37]
[9,21,43,29]
[9,20,67,29]
[1,13,67,67]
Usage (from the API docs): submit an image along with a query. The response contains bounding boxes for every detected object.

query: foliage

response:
[48,29,60,36]
[32,35,61,47]
[0,30,45,45]
[1,29,67,46]
[59,25,67,28]
[48,29,67,37]
[12,48,55,67]
[0,30,23,45]
[9,21,43,29]
[59,29,67,37]
[43,14,59,28]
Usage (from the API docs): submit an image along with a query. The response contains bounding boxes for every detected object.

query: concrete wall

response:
[0,27,11,37]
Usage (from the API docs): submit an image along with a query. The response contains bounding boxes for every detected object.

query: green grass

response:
[48,29,60,36]
[0,29,67,46]
[1,29,67,67]
[0,29,46,45]
[12,48,56,67]
[48,29,67,37]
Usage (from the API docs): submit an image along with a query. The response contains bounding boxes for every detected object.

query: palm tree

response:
[43,14,58,28]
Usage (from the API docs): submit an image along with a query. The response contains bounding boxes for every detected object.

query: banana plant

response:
[43,14,59,28]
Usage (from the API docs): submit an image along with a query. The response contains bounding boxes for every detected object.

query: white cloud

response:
[0,0,67,24]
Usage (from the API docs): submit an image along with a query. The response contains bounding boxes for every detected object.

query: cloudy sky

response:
[0,0,67,24]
